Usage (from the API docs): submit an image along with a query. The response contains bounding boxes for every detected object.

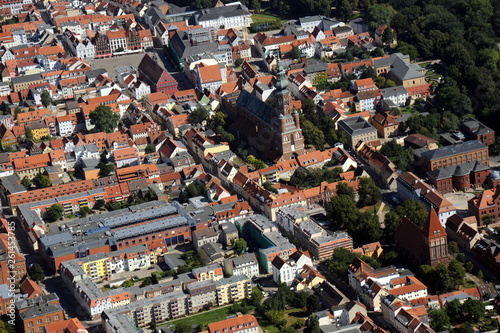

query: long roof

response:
[421,140,487,161]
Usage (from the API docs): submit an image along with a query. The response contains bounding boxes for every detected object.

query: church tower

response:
[422,208,449,267]
[272,60,305,160]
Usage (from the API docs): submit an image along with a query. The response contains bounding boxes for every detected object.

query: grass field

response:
[255,308,309,333]
[163,307,232,330]
[251,13,286,24]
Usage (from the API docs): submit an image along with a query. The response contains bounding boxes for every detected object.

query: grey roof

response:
[303,62,328,75]
[461,118,494,136]
[215,274,250,287]
[381,86,408,97]
[1,175,26,194]
[16,294,62,320]
[333,26,352,34]
[427,161,489,181]
[0,284,12,299]
[236,89,275,123]
[337,116,377,135]
[85,68,108,80]
[390,57,423,81]
[195,3,250,22]
[11,73,43,85]
[299,15,322,24]
[421,140,487,161]
[231,253,257,267]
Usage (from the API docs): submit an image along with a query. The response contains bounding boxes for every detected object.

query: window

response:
[37,319,42,325]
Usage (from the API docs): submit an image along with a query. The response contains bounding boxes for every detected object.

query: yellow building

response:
[215,275,252,306]
[26,120,50,140]
[82,257,109,280]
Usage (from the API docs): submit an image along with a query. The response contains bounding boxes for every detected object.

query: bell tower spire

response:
[274,59,292,116]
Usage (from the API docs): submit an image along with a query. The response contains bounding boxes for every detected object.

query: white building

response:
[271,256,295,286]
[271,251,313,286]
[57,115,75,137]
[194,2,252,30]
[380,86,408,107]
[224,253,259,278]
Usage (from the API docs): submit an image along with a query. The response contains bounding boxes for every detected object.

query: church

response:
[222,61,305,162]
[395,207,449,268]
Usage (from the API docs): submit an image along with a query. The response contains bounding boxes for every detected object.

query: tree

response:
[462,298,485,323]
[365,4,397,30]
[336,0,353,22]
[306,294,320,314]
[45,204,63,222]
[98,162,114,178]
[293,319,306,329]
[336,182,355,200]
[232,238,247,254]
[141,277,153,287]
[301,119,325,150]
[482,214,492,225]
[448,241,459,254]
[145,144,156,154]
[28,264,45,282]
[21,177,32,189]
[291,46,301,59]
[33,173,52,188]
[294,291,309,308]
[265,310,285,323]
[305,315,320,333]
[188,107,209,125]
[251,286,264,306]
[175,321,193,333]
[477,270,484,280]
[357,177,381,207]
[280,327,297,333]
[41,90,53,108]
[448,259,465,287]
[397,42,419,61]
[430,309,450,332]
[79,206,92,217]
[445,299,463,324]
[89,105,119,133]
[326,194,359,229]
[234,58,244,67]
[0,320,15,333]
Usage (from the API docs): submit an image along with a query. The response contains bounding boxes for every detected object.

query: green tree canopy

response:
[232,238,247,254]
[145,144,156,154]
[41,90,53,108]
[45,204,63,222]
[33,173,52,188]
[189,108,209,125]
[90,105,120,133]
[357,177,381,207]
[28,264,45,282]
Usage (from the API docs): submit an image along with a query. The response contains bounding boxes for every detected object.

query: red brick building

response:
[468,184,500,226]
[427,161,490,194]
[16,294,64,333]
[137,54,178,95]
[419,140,489,172]
[461,118,495,145]
[395,208,449,268]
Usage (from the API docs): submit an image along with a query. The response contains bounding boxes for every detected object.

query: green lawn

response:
[251,13,286,24]
[255,308,308,333]
[163,307,232,329]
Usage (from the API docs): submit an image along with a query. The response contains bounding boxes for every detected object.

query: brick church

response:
[225,61,305,162]
[395,207,449,267]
